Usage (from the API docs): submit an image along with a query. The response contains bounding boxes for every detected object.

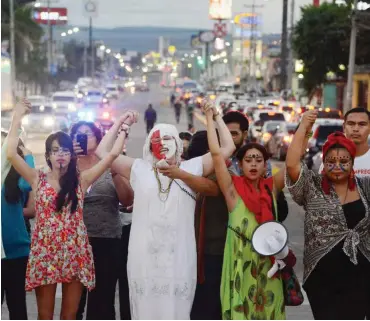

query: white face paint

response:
[161,136,177,159]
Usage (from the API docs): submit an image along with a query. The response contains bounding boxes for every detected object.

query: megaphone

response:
[252,221,289,278]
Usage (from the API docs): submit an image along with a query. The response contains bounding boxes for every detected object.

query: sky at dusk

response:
[55,0,314,33]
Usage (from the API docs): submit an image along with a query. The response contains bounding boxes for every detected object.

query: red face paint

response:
[150,130,165,160]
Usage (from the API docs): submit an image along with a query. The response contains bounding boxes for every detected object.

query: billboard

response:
[234,13,262,27]
[209,0,232,20]
[33,7,68,25]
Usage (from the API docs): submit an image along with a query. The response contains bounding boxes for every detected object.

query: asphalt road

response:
[1,82,313,319]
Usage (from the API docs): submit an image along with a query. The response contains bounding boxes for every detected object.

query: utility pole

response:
[47,0,52,76]
[287,0,295,91]
[280,0,289,91]
[9,0,16,99]
[83,44,88,77]
[89,17,95,80]
[344,0,359,112]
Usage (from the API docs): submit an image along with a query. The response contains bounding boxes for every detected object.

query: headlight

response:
[86,111,94,121]
[78,111,85,119]
[68,103,76,111]
[43,116,55,127]
[22,116,29,126]
[52,103,57,109]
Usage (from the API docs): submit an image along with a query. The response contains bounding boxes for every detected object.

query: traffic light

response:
[197,56,204,66]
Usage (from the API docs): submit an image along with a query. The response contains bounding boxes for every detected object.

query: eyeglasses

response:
[76,131,95,137]
[51,148,71,156]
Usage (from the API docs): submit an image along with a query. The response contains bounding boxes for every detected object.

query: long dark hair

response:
[4,139,25,204]
[45,131,79,213]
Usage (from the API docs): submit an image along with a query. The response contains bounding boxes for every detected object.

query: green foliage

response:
[293,1,370,94]
[293,3,351,94]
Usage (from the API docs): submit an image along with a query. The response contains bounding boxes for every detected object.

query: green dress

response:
[221,198,286,320]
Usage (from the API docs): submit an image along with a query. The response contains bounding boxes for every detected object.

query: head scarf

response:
[143,124,183,165]
[321,131,357,194]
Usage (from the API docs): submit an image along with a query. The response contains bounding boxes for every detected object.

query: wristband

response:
[305,131,313,138]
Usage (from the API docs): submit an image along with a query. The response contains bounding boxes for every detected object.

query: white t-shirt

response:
[319,149,370,177]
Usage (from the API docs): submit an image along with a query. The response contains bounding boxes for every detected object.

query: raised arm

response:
[81,127,127,193]
[205,107,238,212]
[6,100,38,187]
[95,111,137,180]
[286,110,317,183]
[202,103,236,177]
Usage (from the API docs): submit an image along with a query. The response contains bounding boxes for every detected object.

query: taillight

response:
[103,112,110,119]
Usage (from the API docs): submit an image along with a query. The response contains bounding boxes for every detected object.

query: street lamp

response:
[61,32,66,37]
[73,27,79,33]
[34,2,41,7]
[106,48,111,54]
[100,45,106,50]
[67,30,73,35]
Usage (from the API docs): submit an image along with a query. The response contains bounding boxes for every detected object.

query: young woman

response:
[1,136,34,320]
[205,104,287,320]
[6,99,128,320]
[71,121,133,320]
[286,110,370,319]
[96,107,235,319]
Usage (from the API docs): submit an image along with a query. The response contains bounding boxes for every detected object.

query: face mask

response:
[162,138,176,159]
[151,130,165,160]
[150,130,177,160]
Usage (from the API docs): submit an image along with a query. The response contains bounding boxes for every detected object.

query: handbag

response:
[281,265,304,306]
[265,185,304,306]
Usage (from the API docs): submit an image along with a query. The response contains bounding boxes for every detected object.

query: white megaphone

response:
[252,221,289,278]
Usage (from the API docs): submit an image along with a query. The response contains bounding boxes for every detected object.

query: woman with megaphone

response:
[285,110,370,320]
[205,103,293,319]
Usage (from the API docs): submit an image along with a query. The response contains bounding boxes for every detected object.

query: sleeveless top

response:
[25,169,95,291]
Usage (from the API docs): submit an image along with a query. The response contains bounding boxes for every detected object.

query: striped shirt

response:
[285,163,370,283]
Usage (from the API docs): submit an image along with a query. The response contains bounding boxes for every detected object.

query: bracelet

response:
[213,112,220,120]
[305,131,313,138]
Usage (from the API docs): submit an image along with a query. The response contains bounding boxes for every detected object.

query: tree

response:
[2,2,46,90]
[292,2,370,95]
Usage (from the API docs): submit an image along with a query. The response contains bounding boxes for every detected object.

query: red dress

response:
[25,169,95,291]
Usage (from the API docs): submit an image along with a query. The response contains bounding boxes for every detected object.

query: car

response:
[21,104,70,133]
[304,120,344,169]
[266,122,299,160]
[51,91,79,119]
[259,120,286,146]
[135,82,150,92]
[27,95,49,106]
[317,108,342,119]
[105,84,121,99]
[77,107,115,134]
[83,89,108,107]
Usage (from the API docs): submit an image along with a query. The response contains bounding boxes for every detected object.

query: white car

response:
[83,89,108,107]
[21,105,70,134]
[105,84,121,99]
[51,91,78,115]
[27,95,49,106]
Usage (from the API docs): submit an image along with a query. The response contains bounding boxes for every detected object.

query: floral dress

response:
[25,169,95,291]
[221,198,285,320]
